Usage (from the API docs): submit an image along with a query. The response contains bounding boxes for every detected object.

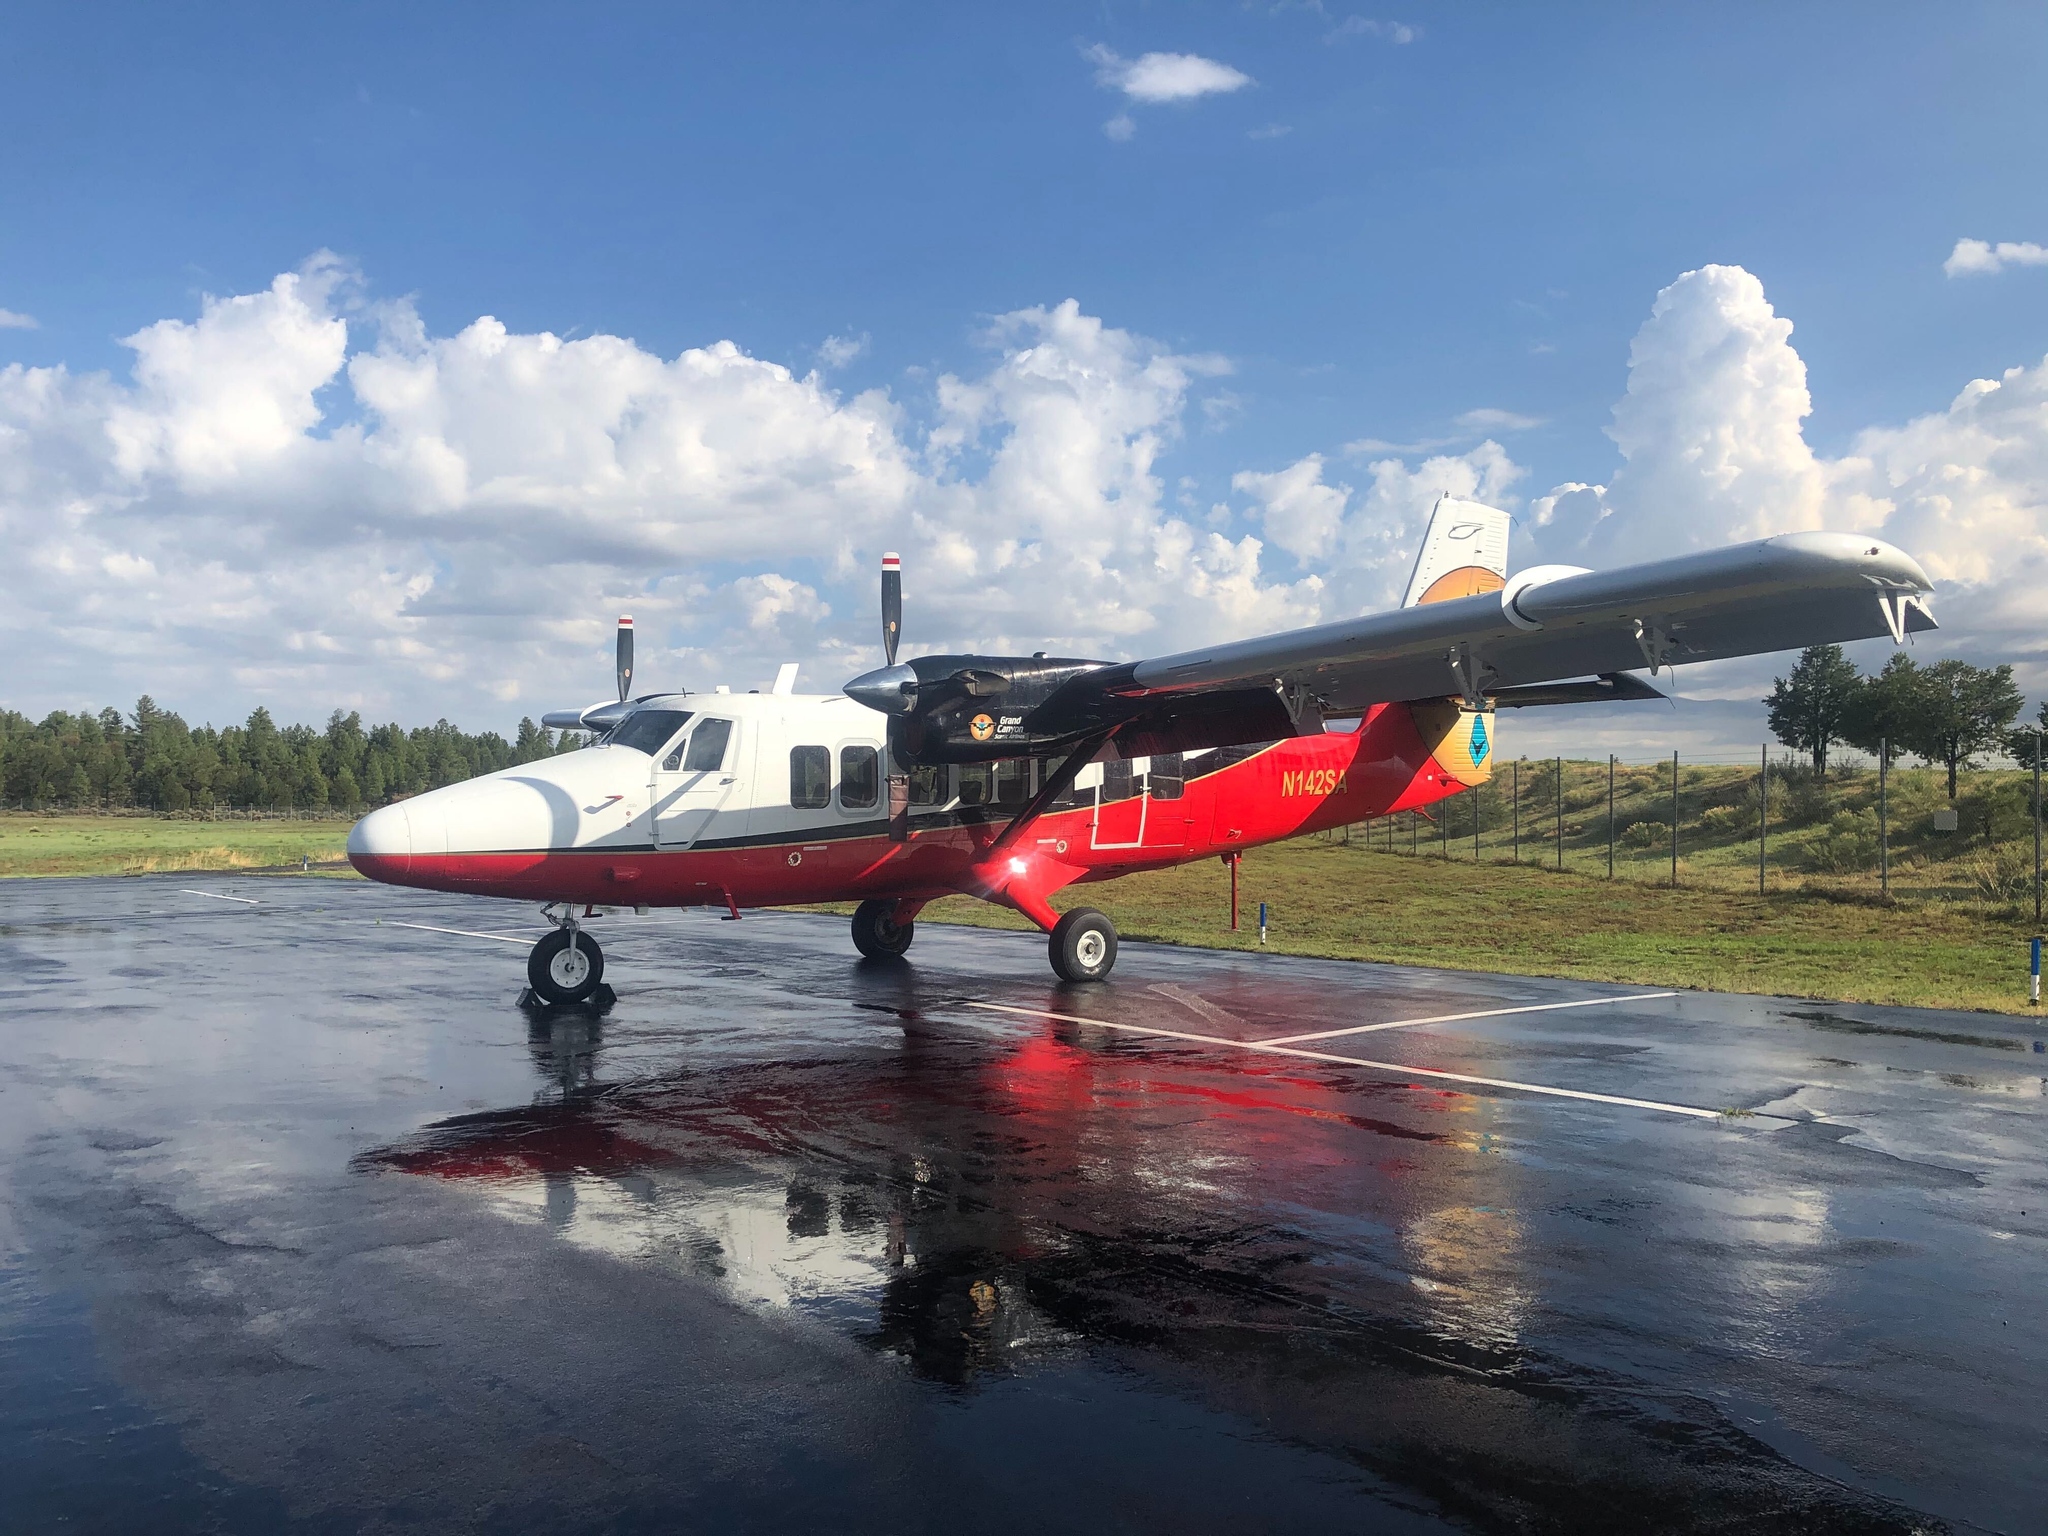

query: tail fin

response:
[1401,496,1511,607]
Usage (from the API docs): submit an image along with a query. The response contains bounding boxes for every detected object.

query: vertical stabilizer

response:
[1401,497,1512,607]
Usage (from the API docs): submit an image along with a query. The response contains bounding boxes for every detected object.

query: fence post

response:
[1411,809,1417,856]
[1758,744,1768,896]
[1879,738,1889,898]
[1670,749,1680,888]
[1607,755,1615,879]
[2034,731,2042,927]
[1554,756,1563,870]
[1473,783,1481,860]
[1439,799,1448,859]
[1512,759,1520,863]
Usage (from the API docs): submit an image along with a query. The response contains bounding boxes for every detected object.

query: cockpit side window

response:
[680,718,733,772]
[607,709,693,756]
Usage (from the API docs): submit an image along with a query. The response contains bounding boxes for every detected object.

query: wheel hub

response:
[1075,930,1106,969]
[550,944,592,988]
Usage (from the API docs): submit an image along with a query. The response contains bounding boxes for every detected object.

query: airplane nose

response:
[347,802,413,877]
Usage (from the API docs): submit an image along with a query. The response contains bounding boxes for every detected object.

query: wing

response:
[1114,531,1935,718]
[844,529,1936,762]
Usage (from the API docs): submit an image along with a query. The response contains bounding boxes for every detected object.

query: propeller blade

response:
[881,552,901,666]
[616,615,635,701]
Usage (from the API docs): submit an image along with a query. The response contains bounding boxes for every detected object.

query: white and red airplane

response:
[348,500,1935,1003]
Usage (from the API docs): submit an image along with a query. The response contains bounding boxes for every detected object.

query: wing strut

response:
[987,727,1121,858]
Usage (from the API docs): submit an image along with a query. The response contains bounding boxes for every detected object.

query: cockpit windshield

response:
[604,708,693,755]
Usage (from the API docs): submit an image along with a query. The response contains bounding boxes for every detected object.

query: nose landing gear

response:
[526,906,610,1006]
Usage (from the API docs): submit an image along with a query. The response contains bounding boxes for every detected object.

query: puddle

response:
[1782,1009,2028,1052]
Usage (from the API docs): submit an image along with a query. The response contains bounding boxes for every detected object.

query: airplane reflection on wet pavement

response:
[3,876,2044,1533]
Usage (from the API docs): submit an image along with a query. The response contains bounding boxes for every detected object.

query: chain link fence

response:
[1341,748,2046,916]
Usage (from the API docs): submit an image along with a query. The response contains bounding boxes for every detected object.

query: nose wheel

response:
[528,926,606,1005]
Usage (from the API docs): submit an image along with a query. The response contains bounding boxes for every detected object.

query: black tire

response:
[528,928,606,1005]
[851,899,914,960]
[1049,908,1117,983]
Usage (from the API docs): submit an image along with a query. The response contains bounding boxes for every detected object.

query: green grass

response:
[812,836,2045,1016]
[0,813,355,878]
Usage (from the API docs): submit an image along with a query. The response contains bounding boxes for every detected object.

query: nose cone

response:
[845,663,919,714]
[347,802,412,879]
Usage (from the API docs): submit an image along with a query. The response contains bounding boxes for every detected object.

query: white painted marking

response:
[1256,991,1679,1046]
[962,1000,1724,1120]
[387,921,535,946]
[179,889,258,905]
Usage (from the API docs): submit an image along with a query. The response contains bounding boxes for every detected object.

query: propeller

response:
[847,553,919,713]
[539,612,654,732]
[881,553,901,666]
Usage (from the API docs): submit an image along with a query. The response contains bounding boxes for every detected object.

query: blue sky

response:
[3,3,2046,748]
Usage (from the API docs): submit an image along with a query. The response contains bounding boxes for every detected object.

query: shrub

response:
[1621,818,1666,849]
[1964,842,2037,905]
[1697,804,1749,839]
[1811,809,1879,874]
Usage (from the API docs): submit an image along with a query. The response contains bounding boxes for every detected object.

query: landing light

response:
[1009,857,1027,875]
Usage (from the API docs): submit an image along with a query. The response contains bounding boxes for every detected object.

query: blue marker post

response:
[1258,901,1268,948]
[2032,936,2041,1008]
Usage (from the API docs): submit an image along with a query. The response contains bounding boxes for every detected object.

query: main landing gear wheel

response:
[1049,908,1118,983]
[528,927,606,1005]
[851,899,915,960]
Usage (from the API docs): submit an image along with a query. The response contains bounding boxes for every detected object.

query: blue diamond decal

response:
[1468,714,1490,764]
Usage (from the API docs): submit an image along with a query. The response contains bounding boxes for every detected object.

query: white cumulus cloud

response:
[1529,261,2048,713]
[1944,239,2048,278]
[6,253,2048,744]
[0,308,37,330]
[0,265,1323,725]
[1085,45,1253,104]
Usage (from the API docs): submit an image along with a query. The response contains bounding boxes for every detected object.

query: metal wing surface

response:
[1118,531,1936,714]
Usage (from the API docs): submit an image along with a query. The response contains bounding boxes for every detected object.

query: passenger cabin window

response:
[1101,758,1136,803]
[790,746,831,809]
[840,745,879,809]
[609,709,693,756]
[1149,751,1185,800]
[679,718,732,772]
[994,758,1030,806]
[1043,756,1082,811]
[958,763,992,806]
[908,764,945,805]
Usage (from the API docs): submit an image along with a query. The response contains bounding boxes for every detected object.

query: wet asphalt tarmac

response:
[2,877,2046,1534]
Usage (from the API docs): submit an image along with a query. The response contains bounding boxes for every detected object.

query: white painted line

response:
[179,889,258,905]
[1256,991,1679,1046]
[962,1000,1724,1120]
[386,921,535,946]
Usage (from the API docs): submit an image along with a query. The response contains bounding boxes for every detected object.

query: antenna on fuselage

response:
[616,616,634,700]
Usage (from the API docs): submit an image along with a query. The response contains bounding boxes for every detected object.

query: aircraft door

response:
[1090,756,1146,849]
[1142,752,1195,849]
[652,717,740,849]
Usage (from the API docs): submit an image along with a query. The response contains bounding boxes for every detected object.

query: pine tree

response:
[1902,659,2024,799]
[1765,645,1863,774]
[1839,653,1922,769]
